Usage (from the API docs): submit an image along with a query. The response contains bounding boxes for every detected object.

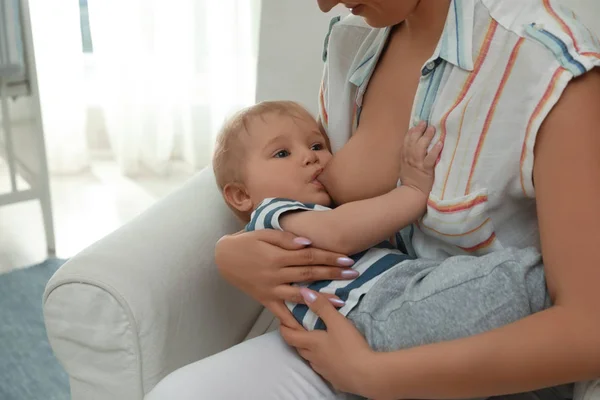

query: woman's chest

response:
[357,44,426,143]
[358,55,541,197]
[342,49,426,195]
[349,55,552,257]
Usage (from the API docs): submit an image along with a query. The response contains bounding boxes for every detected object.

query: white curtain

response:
[87,0,261,176]
[28,0,89,174]
[29,0,260,176]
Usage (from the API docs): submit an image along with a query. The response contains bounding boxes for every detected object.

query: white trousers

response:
[145,330,353,400]
[145,328,572,400]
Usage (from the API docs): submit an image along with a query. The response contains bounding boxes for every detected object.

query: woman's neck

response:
[400,0,452,51]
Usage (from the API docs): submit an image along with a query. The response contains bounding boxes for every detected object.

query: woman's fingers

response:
[323,294,346,308]
[297,348,312,361]
[280,246,355,268]
[279,265,359,284]
[239,230,356,270]
[273,285,346,307]
[267,301,303,330]
[254,229,314,250]
[280,324,322,349]
[299,288,341,327]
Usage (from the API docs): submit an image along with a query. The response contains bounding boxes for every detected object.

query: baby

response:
[212,101,546,351]
[212,101,439,326]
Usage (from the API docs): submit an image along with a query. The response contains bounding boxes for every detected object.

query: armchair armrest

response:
[43,168,263,400]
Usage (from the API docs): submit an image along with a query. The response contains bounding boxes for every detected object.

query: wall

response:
[255,0,347,116]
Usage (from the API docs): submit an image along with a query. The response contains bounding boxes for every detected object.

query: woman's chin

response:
[362,16,394,29]
[359,10,403,28]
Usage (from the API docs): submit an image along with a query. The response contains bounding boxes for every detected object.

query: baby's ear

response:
[223,183,253,213]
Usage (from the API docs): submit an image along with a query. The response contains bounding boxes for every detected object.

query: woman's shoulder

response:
[481,0,600,77]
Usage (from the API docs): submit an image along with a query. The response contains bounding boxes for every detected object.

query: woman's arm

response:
[363,69,600,399]
[281,69,600,398]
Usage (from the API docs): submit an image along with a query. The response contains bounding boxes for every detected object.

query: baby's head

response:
[213,101,333,222]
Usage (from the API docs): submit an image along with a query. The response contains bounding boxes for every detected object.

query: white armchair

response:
[42,169,268,399]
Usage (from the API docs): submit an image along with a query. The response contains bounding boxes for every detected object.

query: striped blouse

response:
[319,0,600,260]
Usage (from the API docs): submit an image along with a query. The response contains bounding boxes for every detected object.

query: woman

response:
[148,0,600,398]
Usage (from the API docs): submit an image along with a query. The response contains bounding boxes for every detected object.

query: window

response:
[79,0,93,53]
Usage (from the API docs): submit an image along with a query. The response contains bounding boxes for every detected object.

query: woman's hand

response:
[280,288,378,397]
[215,230,358,329]
[399,121,443,196]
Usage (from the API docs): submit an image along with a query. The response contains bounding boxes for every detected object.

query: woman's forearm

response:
[366,305,600,400]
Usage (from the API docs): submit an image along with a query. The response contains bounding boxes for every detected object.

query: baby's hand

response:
[399,121,443,196]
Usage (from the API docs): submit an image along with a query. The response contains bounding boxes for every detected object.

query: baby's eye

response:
[311,143,324,151]
[274,150,290,158]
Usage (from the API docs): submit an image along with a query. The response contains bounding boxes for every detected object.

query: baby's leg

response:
[347,247,549,351]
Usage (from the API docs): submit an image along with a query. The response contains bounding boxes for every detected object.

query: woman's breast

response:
[322,80,417,204]
[321,122,403,205]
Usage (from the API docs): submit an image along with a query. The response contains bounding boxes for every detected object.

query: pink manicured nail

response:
[294,237,312,246]
[341,269,359,279]
[300,288,318,304]
[337,257,354,267]
[328,298,346,307]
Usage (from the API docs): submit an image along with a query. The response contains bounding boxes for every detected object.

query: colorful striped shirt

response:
[319,0,600,260]
[245,198,411,331]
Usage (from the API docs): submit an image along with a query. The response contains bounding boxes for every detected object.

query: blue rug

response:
[0,258,69,400]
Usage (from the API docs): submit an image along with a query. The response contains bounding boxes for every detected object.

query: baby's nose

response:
[304,151,319,165]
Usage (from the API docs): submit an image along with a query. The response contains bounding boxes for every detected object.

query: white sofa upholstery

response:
[42,169,265,399]
[42,167,600,399]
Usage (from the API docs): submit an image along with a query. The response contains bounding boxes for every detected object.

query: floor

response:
[0,158,192,274]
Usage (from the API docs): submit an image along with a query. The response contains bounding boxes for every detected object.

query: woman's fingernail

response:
[337,257,355,267]
[328,298,346,307]
[300,288,318,304]
[294,237,312,246]
[341,269,359,279]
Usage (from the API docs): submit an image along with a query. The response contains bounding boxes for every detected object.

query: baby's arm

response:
[280,186,427,255]
[281,122,442,255]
